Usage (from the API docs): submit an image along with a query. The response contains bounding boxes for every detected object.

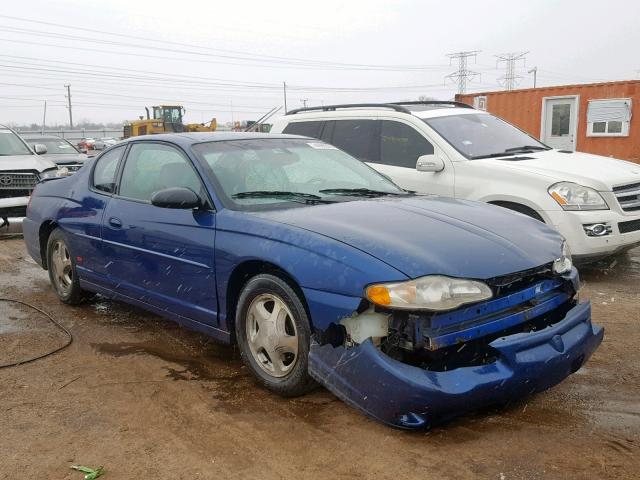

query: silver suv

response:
[0,125,62,233]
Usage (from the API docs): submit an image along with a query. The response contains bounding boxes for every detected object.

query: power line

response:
[495,51,529,91]
[445,51,481,94]
[0,18,450,72]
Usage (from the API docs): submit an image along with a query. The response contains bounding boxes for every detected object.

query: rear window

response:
[328,119,378,162]
[282,121,323,139]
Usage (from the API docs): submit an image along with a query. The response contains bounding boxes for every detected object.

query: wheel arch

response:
[224,260,312,342]
[485,199,546,223]
[38,220,59,269]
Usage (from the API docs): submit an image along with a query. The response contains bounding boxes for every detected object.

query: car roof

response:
[278,102,486,122]
[21,134,66,140]
[120,131,306,145]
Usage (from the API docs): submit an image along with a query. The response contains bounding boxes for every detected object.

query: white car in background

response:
[94,137,119,150]
[0,125,65,233]
[271,102,640,261]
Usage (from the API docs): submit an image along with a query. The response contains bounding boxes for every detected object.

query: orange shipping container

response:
[457,80,640,164]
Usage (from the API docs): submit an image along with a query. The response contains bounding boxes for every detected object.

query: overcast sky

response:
[1,0,638,127]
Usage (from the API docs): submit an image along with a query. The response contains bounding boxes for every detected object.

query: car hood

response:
[40,153,87,165]
[255,196,564,280]
[478,150,640,190]
[0,154,58,172]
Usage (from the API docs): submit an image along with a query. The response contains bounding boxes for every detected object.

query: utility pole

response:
[64,84,73,129]
[528,66,538,88]
[445,50,481,95]
[300,98,309,108]
[495,52,529,91]
[41,101,47,134]
[283,81,288,114]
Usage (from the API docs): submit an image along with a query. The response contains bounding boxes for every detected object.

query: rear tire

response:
[235,274,315,397]
[46,228,92,305]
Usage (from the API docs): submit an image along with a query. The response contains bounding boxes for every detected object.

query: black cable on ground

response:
[0,298,73,369]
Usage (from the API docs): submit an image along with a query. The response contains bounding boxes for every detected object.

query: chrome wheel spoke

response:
[275,333,298,355]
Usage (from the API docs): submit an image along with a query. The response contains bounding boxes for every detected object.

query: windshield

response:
[424,113,549,159]
[192,138,405,209]
[0,129,32,156]
[26,138,79,154]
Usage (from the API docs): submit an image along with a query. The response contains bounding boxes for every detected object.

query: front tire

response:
[235,274,315,397]
[46,228,90,305]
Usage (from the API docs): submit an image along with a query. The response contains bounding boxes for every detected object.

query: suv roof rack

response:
[286,103,411,115]
[391,101,475,109]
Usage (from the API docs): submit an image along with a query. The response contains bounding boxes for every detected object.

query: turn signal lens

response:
[365,285,391,306]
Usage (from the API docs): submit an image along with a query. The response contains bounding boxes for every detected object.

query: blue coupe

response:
[23,133,603,428]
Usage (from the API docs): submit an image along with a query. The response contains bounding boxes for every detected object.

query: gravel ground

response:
[0,237,639,479]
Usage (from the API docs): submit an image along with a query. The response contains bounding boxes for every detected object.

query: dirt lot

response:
[1,237,639,479]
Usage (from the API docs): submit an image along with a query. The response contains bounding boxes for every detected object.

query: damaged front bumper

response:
[309,301,603,429]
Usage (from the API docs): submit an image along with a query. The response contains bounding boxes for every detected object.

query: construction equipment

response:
[123,105,217,138]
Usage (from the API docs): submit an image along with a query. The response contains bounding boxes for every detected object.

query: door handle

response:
[108,217,122,228]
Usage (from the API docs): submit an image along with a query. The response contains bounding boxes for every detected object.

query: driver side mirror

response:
[416,154,444,172]
[151,187,202,209]
[33,144,48,155]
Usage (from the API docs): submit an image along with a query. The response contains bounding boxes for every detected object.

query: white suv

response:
[270,102,640,261]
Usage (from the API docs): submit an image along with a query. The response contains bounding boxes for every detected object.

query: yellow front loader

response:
[123,105,216,138]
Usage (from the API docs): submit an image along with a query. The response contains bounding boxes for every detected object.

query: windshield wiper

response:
[504,145,549,153]
[232,190,335,204]
[470,152,518,160]
[318,188,403,197]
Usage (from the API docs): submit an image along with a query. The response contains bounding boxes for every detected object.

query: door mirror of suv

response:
[151,187,202,209]
[416,154,445,172]
[33,144,48,155]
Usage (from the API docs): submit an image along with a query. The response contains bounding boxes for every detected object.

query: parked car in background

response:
[94,137,119,150]
[23,132,603,428]
[0,125,65,233]
[76,138,96,152]
[271,102,640,261]
[21,134,87,173]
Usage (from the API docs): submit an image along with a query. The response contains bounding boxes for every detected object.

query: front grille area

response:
[613,181,640,212]
[0,189,31,199]
[619,219,640,234]
[0,172,38,190]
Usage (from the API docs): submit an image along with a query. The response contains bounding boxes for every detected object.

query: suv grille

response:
[613,182,640,212]
[0,172,38,190]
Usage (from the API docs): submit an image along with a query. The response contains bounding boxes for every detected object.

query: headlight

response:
[552,241,573,274]
[366,275,493,311]
[39,167,69,179]
[548,182,608,210]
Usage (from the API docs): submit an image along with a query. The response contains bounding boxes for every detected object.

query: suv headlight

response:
[39,167,69,179]
[548,182,608,210]
[552,241,573,274]
[366,275,493,311]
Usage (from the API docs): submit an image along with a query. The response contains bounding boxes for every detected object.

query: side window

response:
[329,120,378,162]
[282,121,323,139]
[380,121,434,168]
[118,143,203,202]
[93,146,125,193]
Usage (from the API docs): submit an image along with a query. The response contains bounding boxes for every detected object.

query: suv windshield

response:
[0,129,32,156]
[424,113,550,159]
[192,138,405,209]
[25,138,79,154]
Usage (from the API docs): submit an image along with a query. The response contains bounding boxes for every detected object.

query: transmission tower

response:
[445,50,481,94]
[495,51,529,91]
